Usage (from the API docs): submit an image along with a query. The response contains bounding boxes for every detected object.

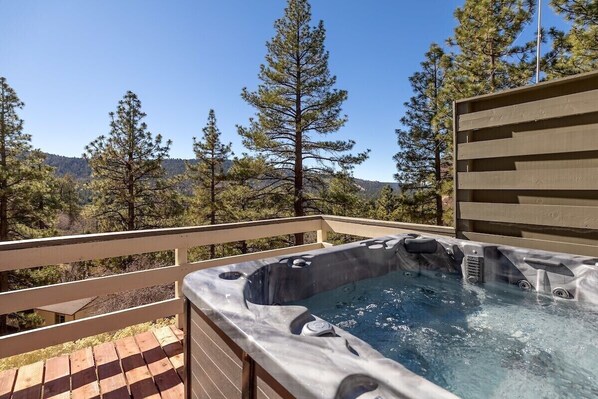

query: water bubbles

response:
[337,319,357,329]
[291,270,598,399]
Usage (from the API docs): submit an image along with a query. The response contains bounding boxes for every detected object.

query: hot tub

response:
[182,234,598,399]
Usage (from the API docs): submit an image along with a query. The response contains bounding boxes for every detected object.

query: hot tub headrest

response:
[404,237,438,254]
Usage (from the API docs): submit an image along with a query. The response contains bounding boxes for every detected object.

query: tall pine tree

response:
[545,0,598,77]
[239,0,368,245]
[85,91,177,232]
[187,109,232,258]
[446,0,537,97]
[394,44,452,226]
[0,77,61,334]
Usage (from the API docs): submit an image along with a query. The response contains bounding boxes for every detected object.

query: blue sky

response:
[0,0,567,181]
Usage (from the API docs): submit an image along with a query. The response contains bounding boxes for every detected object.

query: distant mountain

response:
[44,153,398,197]
[353,178,400,198]
[45,153,91,179]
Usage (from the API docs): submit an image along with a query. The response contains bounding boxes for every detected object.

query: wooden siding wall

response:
[187,303,293,399]
[454,70,598,257]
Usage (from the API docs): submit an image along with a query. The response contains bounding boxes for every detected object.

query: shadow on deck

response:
[0,326,184,399]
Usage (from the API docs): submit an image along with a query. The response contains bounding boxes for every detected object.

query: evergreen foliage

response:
[221,156,283,223]
[0,78,60,241]
[187,110,232,258]
[44,153,91,179]
[370,185,401,221]
[0,77,61,333]
[446,0,537,97]
[58,174,83,227]
[394,45,452,226]
[84,91,180,232]
[238,0,369,244]
[216,155,290,255]
[319,171,365,217]
[545,0,598,77]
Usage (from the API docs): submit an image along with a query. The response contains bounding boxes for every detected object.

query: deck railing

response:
[0,215,454,359]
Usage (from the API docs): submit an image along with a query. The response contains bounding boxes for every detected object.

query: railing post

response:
[317,218,329,246]
[175,247,188,330]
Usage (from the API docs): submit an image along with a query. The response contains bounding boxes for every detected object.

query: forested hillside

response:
[43,153,398,197]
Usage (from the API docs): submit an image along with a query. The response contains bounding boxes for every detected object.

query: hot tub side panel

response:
[186,301,295,399]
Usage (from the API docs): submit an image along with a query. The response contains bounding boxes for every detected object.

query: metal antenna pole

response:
[536,0,542,83]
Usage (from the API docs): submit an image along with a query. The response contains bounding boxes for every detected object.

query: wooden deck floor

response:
[0,326,185,399]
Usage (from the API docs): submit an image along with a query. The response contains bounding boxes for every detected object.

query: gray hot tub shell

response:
[182,234,598,398]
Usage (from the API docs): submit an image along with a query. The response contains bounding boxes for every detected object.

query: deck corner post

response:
[175,247,189,329]
[317,217,329,245]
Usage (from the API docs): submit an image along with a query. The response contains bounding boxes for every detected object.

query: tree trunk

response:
[294,46,304,246]
[127,163,135,231]
[0,118,8,334]
[490,54,496,92]
[209,157,216,259]
[124,141,135,270]
[0,197,7,241]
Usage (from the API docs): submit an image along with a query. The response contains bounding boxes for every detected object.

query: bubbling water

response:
[292,271,598,399]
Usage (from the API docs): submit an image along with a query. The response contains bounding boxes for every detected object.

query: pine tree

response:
[545,0,598,77]
[0,77,61,334]
[187,110,232,258]
[238,0,369,245]
[85,91,178,232]
[371,185,400,221]
[58,174,82,228]
[394,44,452,226]
[446,0,536,97]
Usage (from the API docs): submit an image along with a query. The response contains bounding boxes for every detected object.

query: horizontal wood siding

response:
[457,169,598,190]
[454,71,598,256]
[256,364,295,399]
[187,304,296,399]
[457,88,598,131]
[458,202,598,229]
[188,304,242,399]
[458,123,598,160]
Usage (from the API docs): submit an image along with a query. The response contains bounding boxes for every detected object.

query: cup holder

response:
[219,271,243,280]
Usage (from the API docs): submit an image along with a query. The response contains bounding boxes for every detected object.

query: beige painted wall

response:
[36,309,75,326]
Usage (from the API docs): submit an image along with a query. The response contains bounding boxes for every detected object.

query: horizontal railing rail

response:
[0,215,454,358]
[0,215,323,271]
[321,215,455,238]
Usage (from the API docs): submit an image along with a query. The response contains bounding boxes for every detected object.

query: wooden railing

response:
[0,215,454,358]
